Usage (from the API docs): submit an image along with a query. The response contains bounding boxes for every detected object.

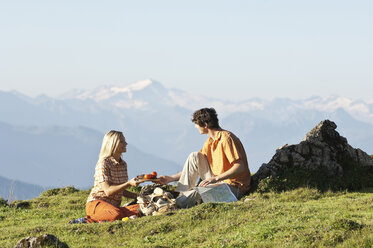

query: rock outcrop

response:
[14,234,68,248]
[252,120,373,191]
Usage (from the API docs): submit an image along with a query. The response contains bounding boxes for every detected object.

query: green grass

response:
[1,187,373,248]
[254,158,373,193]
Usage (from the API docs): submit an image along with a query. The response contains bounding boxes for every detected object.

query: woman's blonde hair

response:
[98,130,124,161]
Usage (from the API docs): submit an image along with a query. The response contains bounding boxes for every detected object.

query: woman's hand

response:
[127,177,140,187]
[100,179,139,197]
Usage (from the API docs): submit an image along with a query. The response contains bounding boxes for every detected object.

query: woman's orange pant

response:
[85,200,139,223]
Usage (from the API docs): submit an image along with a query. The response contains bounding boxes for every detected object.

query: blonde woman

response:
[85,130,140,223]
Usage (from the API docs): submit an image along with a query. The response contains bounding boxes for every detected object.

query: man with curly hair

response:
[159,108,251,208]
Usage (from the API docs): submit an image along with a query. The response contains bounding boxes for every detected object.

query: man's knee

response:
[188,151,200,159]
[186,152,199,164]
[188,152,205,161]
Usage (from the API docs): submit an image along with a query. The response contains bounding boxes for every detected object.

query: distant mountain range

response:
[0,175,46,201]
[0,122,181,189]
[59,79,373,125]
[1,79,372,199]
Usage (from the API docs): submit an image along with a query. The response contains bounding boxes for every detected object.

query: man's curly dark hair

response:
[191,108,220,129]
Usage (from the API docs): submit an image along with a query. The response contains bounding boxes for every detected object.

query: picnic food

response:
[144,172,157,179]
[137,171,158,180]
[144,174,152,180]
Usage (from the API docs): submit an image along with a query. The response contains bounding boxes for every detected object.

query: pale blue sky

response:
[0,0,372,100]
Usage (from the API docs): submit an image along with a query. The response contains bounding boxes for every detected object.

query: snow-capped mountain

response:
[59,79,373,124]
[58,79,266,116]
[60,79,172,109]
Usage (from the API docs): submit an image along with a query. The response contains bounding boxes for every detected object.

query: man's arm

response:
[158,172,182,185]
[199,160,247,187]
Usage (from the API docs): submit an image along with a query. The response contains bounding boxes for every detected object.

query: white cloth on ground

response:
[175,152,242,208]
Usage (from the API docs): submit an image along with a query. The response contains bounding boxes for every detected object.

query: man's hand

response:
[158,175,174,185]
[199,176,219,187]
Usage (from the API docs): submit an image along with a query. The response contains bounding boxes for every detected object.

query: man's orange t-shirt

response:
[200,130,251,194]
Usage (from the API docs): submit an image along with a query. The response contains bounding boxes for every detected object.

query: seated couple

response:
[85,108,251,223]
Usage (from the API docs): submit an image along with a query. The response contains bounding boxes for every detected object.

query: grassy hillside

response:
[1,187,373,248]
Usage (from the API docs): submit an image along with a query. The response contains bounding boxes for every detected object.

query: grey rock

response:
[292,153,305,163]
[295,142,310,156]
[356,149,373,167]
[14,234,67,248]
[278,150,290,163]
[252,120,373,190]
[311,146,323,157]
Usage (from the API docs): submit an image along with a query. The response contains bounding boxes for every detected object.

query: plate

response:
[136,178,161,184]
